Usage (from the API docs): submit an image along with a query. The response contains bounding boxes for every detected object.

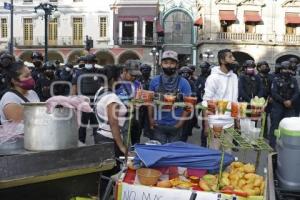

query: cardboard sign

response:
[117,182,220,200]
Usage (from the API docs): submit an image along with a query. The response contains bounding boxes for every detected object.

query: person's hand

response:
[283,100,292,108]
[120,145,128,155]
[268,97,273,104]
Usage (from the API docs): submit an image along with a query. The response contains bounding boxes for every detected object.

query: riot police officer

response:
[0,53,15,99]
[269,61,299,148]
[138,63,152,139]
[238,60,264,102]
[272,63,281,77]
[35,61,57,101]
[54,63,73,96]
[178,66,197,142]
[31,51,44,82]
[195,61,211,146]
[257,61,274,137]
[188,64,198,82]
[72,54,101,143]
[289,57,299,76]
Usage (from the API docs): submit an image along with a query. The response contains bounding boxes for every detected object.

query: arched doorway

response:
[232,51,254,66]
[118,51,140,64]
[48,51,64,63]
[67,50,87,65]
[163,10,193,66]
[95,51,115,65]
[19,50,34,62]
[276,54,300,64]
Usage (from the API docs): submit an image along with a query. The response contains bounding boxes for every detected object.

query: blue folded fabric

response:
[134,142,234,171]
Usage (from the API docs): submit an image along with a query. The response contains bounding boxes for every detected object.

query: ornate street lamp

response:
[34,0,60,62]
[203,49,214,61]
[149,47,159,75]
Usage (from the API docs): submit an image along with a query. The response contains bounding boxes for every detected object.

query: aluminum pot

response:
[23,102,78,151]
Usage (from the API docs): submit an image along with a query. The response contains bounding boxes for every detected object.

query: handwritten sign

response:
[117,182,220,200]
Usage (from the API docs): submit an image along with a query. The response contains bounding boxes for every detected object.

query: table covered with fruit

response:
[115,142,266,200]
[117,92,273,200]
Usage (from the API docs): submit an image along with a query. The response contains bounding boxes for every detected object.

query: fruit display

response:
[198,162,265,197]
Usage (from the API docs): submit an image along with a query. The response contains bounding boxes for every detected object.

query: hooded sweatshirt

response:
[203,66,238,103]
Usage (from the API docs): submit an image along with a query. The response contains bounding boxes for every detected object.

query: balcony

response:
[14,36,84,48]
[198,32,300,45]
[116,37,164,46]
[283,34,300,44]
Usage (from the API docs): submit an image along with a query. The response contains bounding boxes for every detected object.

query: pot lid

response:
[279,117,300,137]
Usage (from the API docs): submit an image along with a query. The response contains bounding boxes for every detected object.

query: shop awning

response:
[285,13,300,24]
[143,16,155,22]
[244,11,262,23]
[194,17,203,26]
[118,16,139,21]
[219,10,236,21]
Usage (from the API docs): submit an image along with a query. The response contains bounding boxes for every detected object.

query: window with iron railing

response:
[1,18,8,38]
[23,0,33,3]
[23,18,33,45]
[99,17,107,38]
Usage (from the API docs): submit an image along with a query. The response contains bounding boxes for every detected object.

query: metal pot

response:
[23,102,78,151]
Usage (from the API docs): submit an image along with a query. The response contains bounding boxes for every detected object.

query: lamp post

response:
[34,1,60,62]
[150,47,159,75]
[203,49,214,62]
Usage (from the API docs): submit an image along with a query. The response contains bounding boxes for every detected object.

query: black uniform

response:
[72,65,102,143]
[269,61,299,148]
[195,62,211,147]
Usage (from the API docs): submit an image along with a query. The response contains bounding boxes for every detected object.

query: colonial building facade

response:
[0,0,115,64]
[195,0,300,66]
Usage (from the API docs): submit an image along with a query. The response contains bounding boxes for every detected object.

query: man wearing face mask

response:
[30,52,44,82]
[202,49,239,149]
[238,60,264,102]
[72,54,101,143]
[54,63,73,96]
[269,61,299,148]
[148,50,191,144]
[35,62,57,101]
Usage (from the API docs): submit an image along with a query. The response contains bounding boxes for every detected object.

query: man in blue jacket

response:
[148,50,191,144]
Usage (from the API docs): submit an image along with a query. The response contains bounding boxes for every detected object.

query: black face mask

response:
[281,71,291,79]
[45,71,55,79]
[142,72,151,79]
[201,68,210,76]
[181,72,190,79]
[260,68,270,74]
[162,67,176,76]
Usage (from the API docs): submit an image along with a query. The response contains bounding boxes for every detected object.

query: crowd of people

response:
[0,49,300,150]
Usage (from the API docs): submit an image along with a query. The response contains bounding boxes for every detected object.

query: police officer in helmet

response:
[139,63,152,90]
[31,51,44,82]
[269,61,299,148]
[55,63,73,96]
[35,61,57,101]
[72,54,101,143]
[238,60,264,102]
[0,53,15,99]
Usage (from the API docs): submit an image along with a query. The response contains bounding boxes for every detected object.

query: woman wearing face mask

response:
[238,60,264,103]
[0,61,40,123]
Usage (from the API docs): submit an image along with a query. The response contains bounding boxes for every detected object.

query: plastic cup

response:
[231,102,239,118]
[217,100,228,115]
[239,102,248,118]
[207,100,217,115]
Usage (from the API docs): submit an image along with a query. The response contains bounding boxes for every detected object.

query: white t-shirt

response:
[95,88,127,139]
[0,90,40,123]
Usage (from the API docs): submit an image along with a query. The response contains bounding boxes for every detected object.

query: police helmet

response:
[257,61,269,68]
[289,57,298,65]
[43,61,56,71]
[0,53,15,68]
[188,65,196,72]
[280,61,291,70]
[179,66,193,74]
[31,51,43,60]
[77,56,87,63]
[140,63,152,73]
[243,60,256,68]
[198,61,210,68]
[85,54,97,63]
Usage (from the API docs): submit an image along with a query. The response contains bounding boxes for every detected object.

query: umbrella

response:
[134,142,234,171]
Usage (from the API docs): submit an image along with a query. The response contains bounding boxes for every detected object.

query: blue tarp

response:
[134,142,234,171]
